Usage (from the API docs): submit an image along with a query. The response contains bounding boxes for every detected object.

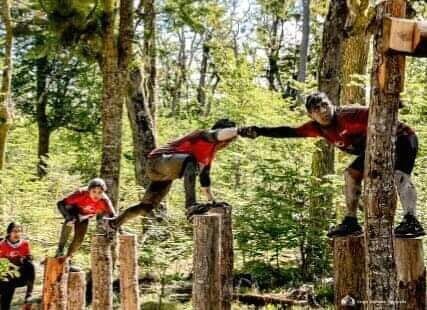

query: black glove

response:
[238,126,259,139]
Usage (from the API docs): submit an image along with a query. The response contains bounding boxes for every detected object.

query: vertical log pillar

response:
[67,271,86,310]
[41,257,69,310]
[119,234,140,310]
[364,0,406,308]
[209,206,233,310]
[192,214,221,310]
[91,234,113,310]
[395,238,426,309]
[333,236,366,309]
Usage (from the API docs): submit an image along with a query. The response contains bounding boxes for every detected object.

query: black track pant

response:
[0,260,35,309]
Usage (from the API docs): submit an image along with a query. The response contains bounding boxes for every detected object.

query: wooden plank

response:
[383,17,415,53]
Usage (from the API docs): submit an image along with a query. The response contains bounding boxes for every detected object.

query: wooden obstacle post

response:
[91,234,113,310]
[208,206,233,310]
[119,234,140,310]
[41,257,69,310]
[333,236,365,309]
[395,238,426,309]
[67,271,86,310]
[192,214,222,310]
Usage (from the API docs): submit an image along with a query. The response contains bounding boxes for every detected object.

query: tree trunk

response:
[67,271,86,310]
[306,0,348,280]
[119,234,140,309]
[363,1,406,308]
[340,0,370,106]
[197,34,211,109]
[42,257,69,310]
[99,0,133,207]
[333,236,366,309]
[127,66,157,187]
[91,235,113,310]
[297,0,310,85]
[143,0,157,123]
[395,238,426,309]
[192,214,221,310]
[36,57,51,177]
[0,0,13,170]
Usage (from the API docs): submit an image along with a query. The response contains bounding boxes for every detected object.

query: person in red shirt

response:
[109,119,242,228]
[0,222,35,310]
[240,92,425,238]
[55,178,116,259]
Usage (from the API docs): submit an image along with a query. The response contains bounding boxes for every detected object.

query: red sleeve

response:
[22,241,31,257]
[0,242,6,259]
[101,193,116,216]
[294,121,322,138]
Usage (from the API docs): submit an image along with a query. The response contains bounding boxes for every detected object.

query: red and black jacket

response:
[59,189,115,216]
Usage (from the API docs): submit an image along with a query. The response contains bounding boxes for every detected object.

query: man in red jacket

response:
[110,119,241,228]
[240,92,425,238]
[0,222,35,310]
[56,178,116,258]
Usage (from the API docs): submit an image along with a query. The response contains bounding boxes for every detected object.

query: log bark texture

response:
[119,234,140,310]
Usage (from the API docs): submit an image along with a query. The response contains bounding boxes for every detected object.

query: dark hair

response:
[211,118,236,130]
[7,222,22,235]
[88,178,107,191]
[305,92,329,111]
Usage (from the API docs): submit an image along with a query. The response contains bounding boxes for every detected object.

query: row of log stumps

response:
[41,234,140,310]
[192,206,234,310]
[333,236,426,309]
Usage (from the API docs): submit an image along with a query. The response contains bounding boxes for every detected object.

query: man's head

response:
[88,178,107,201]
[305,92,335,126]
[7,222,23,242]
[212,118,237,150]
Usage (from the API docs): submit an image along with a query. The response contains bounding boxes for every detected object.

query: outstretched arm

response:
[240,121,321,139]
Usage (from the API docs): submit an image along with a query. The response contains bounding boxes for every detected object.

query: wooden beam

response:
[383,17,427,57]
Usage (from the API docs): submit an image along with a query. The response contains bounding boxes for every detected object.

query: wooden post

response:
[209,206,233,310]
[119,234,140,310]
[67,271,86,310]
[395,238,426,309]
[91,234,113,310]
[192,214,221,310]
[333,236,366,309]
[41,257,69,310]
[363,0,406,308]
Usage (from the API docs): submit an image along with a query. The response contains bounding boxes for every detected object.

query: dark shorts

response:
[349,134,418,175]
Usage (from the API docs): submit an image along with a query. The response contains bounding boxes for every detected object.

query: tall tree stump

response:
[209,206,233,310]
[91,234,113,310]
[119,234,140,310]
[395,238,426,309]
[364,0,406,307]
[67,271,86,310]
[41,257,69,310]
[333,235,366,309]
[192,214,221,310]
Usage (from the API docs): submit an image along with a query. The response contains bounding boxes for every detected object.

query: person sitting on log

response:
[55,178,116,262]
[0,222,35,310]
[109,118,242,229]
[239,92,425,238]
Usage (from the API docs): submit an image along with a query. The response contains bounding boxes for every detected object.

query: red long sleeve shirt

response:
[63,189,115,216]
[0,239,31,265]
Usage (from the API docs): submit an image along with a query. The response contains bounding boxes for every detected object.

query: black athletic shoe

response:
[186,203,211,221]
[394,214,426,238]
[327,216,363,238]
